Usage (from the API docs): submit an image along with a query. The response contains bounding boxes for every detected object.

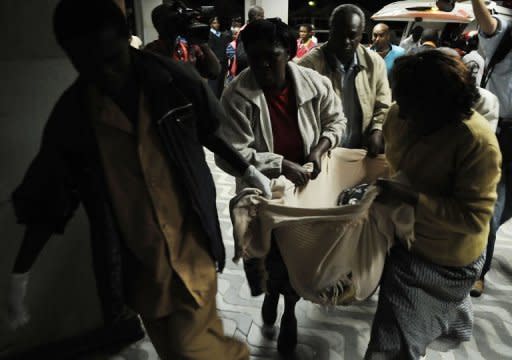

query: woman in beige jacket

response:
[367,50,501,360]
[215,19,346,357]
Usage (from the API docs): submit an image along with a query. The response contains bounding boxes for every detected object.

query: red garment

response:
[264,85,304,164]
[173,41,191,62]
[228,24,247,77]
[145,39,202,65]
[295,39,316,59]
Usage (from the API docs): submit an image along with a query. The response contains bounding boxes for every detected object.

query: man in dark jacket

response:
[5,1,270,359]
[208,16,231,98]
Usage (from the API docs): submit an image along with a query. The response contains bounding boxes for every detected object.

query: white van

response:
[371,1,512,44]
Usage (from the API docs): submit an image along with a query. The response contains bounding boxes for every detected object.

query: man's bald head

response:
[373,23,389,35]
[372,23,391,52]
[248,6,264,23]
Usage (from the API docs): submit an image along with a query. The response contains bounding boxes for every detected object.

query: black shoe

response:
[277,312,297,357]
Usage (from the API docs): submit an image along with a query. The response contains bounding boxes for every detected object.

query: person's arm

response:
[474,88,500,132]
[8,225,54,330]
[369,55,392,133]
[205,133,272,197]
[7,104,80,329]
[184,72,271,197]
[379,129,501,235]
[12,225,54,274]
[303,73,345,178]
[417,131,501,234]
[471,0,499,36]
[216,87,311,187]
[317,74,346,150]
[306,137,331,179]
[366,55,391,157]
[10,112,79,272]
[205,126,272,198]
[195,43,222,79]
[216,88,284,178]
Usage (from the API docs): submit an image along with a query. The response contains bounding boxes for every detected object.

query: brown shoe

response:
[470,279,485,297]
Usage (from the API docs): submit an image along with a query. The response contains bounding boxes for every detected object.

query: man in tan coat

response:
[298,4,391,157]
[5,1,271,359]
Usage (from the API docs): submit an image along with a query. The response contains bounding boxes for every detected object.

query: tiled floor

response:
[90,151,512,360]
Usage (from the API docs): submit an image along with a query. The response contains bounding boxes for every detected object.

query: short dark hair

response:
[330,4,365,30]
[152,3,178,36]
[248,6,264,23]
[241,18,297,59]
[299,24,313,33]
[53,0,129,49]
[392,51,480,125]
[209,16,219,26]
[232,16,243,26]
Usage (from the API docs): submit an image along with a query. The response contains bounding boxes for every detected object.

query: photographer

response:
[145,1,221,80]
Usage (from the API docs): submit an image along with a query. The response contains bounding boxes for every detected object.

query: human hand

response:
[306,137,331,179]
[282,159,311,187]
[376,178,419,206]
[243,165,272,199]
[306,150,322,179]
[367,130,384,158]
[7,273,30,330]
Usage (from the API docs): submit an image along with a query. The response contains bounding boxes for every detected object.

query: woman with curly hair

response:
[365,50,502,359]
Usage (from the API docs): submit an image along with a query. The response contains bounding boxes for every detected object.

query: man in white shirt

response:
[399,26,423,54]
[461,31,485,86]
[469,0,512,296]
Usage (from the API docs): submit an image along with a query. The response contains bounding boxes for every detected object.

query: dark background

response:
[183,0,398,43]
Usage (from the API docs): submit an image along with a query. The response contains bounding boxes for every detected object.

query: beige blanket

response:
[230,148,415,305]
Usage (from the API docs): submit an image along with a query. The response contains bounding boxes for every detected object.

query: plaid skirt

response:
[366,245,484,360]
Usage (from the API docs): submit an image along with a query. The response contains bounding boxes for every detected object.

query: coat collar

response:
[81,50,151,134]
[233,61,320,107]
[322,44,369,73]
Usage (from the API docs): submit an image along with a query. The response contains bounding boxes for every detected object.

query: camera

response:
[161,0,215,44]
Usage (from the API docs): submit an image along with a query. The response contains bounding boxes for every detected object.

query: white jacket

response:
[475,87,500,133]
[216,61,346,179]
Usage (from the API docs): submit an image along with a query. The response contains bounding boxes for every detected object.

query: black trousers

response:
[264,239,300,301]
[243,236,299,301]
